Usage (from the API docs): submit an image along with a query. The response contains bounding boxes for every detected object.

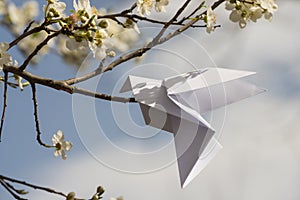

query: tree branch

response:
[3,65,136,104]
[0,71,8,142]
[30,83,52,148]
[0,174,66,198]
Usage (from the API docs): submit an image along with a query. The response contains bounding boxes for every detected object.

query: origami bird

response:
[120,67,265,188]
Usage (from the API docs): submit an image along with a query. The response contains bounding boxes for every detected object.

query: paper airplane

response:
[120,68,265,188]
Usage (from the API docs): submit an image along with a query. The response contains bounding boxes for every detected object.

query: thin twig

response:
[3,180,29,199]
[99,13,205,28]
[178,1,206,24]
[151,0,193,45]
[19,31,60,71]
[23,20,35,34]
[30,83,52,148]
[0,174,66,198]
[0,71,8,142]
[65,67,102,85]
[4,181,24,193]
[0,179,26,200]
[111,17,126,28]
[8,22,47,49]
[0,79,20,88]
[72,87,136,103]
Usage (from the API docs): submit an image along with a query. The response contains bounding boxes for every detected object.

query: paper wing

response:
[164,68,265,114]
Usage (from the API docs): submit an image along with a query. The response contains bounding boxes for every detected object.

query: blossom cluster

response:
[44,0,108,60]
[0,0,141,68]
[205,6,217,33]
[136,0,169,16]
[0,42,28,89]
[225,0,278,28]
[43,0,141,62]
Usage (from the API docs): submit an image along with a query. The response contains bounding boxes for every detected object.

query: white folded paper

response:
[120,68,265,188]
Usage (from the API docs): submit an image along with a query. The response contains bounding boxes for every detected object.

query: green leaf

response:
[16,189,29,195]
[199,1,206,9]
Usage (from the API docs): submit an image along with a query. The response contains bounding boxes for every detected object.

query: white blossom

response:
[73,0,98,18]
[14,66,28,91]
[88,41,107,60]
[136,0,153,16]
[8,1,39,33]
[17,77,23,90]
[45,0,66,18]
[155,0,169,12]
[229,9,247,28]
[71,0,99,28]
[89,29,109,60]
[225,1,235,10]
[107,50,116,57]
[249,6,263,22]
[0,42,12,70]
[136,0,170,15]
[226,0,278,28]
[259,0,278,13]
[258,0,278,21]
[52,130,72,160]
[206,6,216,34]
[73,0,91,12]
[57,36,89,67]
[72,0,108,59]
[99,9,139,53]
[0,0,7,15]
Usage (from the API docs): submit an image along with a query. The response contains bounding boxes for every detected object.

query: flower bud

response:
[97,186,105,196]
[107,51,116,57]
[98,20,109,28]
[66,192,75,200]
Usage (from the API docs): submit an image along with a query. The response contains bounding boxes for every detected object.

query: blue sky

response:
[1,0,300,200]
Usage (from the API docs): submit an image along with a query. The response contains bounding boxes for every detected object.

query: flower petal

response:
[61,150,67,160]
[63,141,73,151]
[54,150,60,157]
